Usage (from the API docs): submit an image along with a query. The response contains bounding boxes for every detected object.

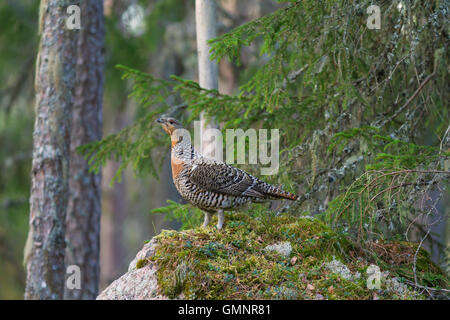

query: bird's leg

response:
[202,211,211,228]
[217,209,224,230]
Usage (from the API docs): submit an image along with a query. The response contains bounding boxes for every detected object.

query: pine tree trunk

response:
[195,0,219,159]
[25,0,79,300]
[64,0,104,300]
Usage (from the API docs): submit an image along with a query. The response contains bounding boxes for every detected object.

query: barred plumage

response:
[156,117,299,229]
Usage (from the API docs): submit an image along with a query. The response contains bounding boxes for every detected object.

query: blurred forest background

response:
[0,0,283,299]
[0,0,448,299]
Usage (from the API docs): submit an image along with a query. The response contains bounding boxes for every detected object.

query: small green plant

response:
[150,200,203,230]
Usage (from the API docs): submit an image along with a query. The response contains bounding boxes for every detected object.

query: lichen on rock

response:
[325,257,355,280]
[264,241,293,258]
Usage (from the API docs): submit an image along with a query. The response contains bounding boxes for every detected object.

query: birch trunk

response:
[195,0,219,160]
[64,0,104,300]
[25,0,79,300]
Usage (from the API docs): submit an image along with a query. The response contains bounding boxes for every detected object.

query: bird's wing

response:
[188,160,265,198]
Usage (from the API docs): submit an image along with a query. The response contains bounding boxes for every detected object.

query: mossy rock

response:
[142,212,447,300]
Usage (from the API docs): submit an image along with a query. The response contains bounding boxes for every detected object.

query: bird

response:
[156,116,298,229]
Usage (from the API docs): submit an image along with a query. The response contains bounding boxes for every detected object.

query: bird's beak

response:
[156,118,163,124]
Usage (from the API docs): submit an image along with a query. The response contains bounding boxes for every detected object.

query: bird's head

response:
[156,117,184,135]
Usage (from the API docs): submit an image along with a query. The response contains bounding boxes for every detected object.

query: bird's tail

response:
[263,184,299,201]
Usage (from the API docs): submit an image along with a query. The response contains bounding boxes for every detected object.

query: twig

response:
[440,124,450,153]
[369,181,438,202]
[377,61,438,128]
[404,280,450,294]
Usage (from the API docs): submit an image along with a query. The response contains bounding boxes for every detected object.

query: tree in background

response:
[196,0,220,159]
[0,1,38,299]
[25,0,80,299]
[64,0,104,300]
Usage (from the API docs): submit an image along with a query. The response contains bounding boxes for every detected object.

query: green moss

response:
[135,259,149,269]
[149,212,447,300]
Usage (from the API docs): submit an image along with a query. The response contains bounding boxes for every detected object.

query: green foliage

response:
[322,168,449,242]
[77,110,166,183]
[328,126,448,170]
[150,200,203,230]
[78,65,177,182]
[369,138,445,170]
[328,126,381,153]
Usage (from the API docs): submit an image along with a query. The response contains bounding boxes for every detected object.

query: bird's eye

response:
[169,120,174,124]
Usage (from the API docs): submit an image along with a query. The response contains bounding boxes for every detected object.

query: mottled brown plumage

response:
[156,117,298,229]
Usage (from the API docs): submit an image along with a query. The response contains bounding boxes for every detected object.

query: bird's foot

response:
[202,212,211,228]
[216,210,224,230]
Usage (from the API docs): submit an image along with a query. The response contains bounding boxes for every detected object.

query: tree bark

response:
[64,0,104,300]
[25,0,79,300]
[195,0,219,159]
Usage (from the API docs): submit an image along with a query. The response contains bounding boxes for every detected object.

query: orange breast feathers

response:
[171,156,185,179]
[170,139,185,179]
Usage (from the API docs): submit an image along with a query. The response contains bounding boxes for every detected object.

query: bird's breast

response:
[171,156,185,180]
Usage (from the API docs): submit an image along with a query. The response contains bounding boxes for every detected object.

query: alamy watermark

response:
[367,5,381,30]
[366,264,382,290]
[66,265,81,290]
[172,121,279,175]
[66,5,81,30]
